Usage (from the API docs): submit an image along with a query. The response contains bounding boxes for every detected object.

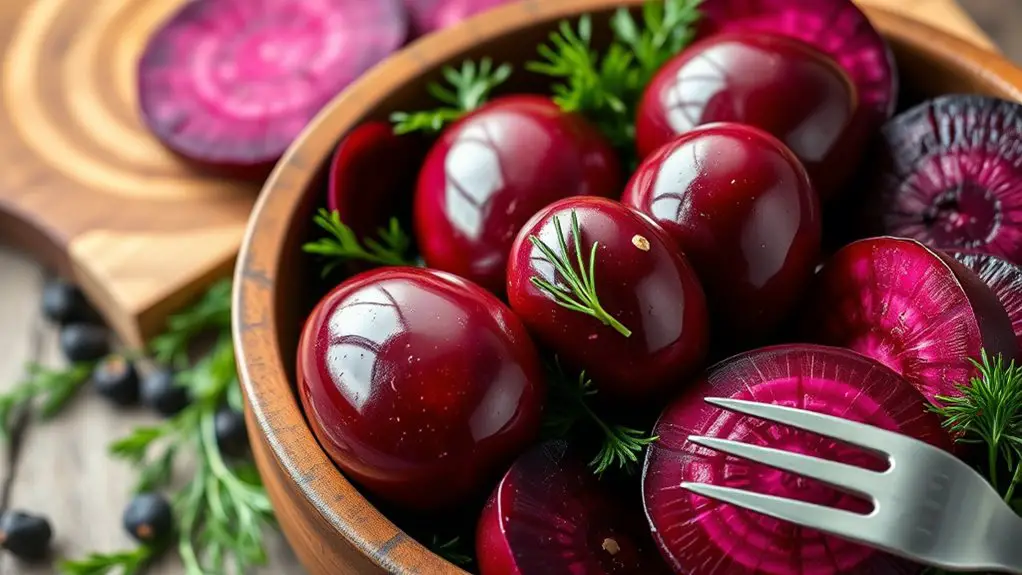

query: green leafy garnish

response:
[429,536,473,566]
[544,364,657,475]
[390,57,513,135]
[930,349,1022,502]
[0,361,93,439]
[64,284,275,575]
[527,0,702,151]
[59,545,154,575]
[302,208,415,274]
[149,279,232,368]
[527,210,631,338]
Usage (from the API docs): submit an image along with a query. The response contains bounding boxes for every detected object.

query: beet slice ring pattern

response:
[696,0,897,128]
[951,251,1022,353]
[642,344,952,575]
[138,0,408,176]
[867,95,1022,263]
[801,236,1019,405]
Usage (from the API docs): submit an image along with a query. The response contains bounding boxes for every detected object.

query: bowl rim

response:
[232,3,1022,573]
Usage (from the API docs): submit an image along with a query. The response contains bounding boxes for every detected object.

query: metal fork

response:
[681,397,1022,574]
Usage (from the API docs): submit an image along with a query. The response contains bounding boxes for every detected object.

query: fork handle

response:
[987,506,1022,573]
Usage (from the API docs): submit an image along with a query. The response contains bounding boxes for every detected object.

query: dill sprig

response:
[528,210,631,338]
[149,279,232,368]
[0,361,94,439]
[63,285,275,575]
[429,536,473,566]
[302,208,414,275]
[390,57,513,135]
[527,0,702,150]
[930,349,1022,502]
[544,363,657,475]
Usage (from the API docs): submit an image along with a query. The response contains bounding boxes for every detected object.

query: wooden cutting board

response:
[0,0,998,348]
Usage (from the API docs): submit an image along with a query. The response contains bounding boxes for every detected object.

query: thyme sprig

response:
[528,211,631,338]
[390,57,513,135]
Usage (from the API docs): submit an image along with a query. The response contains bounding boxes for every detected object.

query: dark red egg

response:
[415,95,621,295]
[636,32,861,199]
[623,123,821,349]
[506,196,709,404]
[297,267,546,511]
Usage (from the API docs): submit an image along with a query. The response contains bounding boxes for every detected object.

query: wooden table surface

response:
[0,0,1015,573]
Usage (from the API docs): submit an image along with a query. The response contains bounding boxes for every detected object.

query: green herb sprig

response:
[930,349,1022,502]
[302,208,415,275]
[62,284,275,575]
[429,536,473,566]
[528,210,631,338]
[149,279,232,368]
[527,0,702,152]
[544,363,657,475]
[0,361,93,439]
[390,57,513,135]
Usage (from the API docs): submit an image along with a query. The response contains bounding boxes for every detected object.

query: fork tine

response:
[681,482,876,545]
[705,397,916,457]
[688,436,884,496]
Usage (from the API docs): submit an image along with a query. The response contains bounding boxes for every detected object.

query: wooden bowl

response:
[233,3,1022,574]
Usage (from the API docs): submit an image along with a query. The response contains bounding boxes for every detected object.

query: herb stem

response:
[990,441,1001,493]
[1005,464,1022,503]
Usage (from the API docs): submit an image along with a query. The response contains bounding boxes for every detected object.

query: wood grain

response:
[0,245,301,574]
[234,2,1016,575]
[0,0,260,350]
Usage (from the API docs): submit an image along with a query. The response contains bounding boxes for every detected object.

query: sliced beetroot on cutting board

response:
[950,251,1022,352]
[326,121,427,242]
[864,95,1022,263]
[477,440,671,575]
[642,344,951,575]
[138,0,408,177]
[697,0,896,131]
[801,236,1019,405]
[404,0,516,37]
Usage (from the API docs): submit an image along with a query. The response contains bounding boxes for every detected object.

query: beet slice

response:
[477,440,671,575]
[864,95,1022,263]
[404,0,516,36]
[697,0,896,130]
[138,0,408,177]
[642,344,952,575]
[950,251,1022,352]
[801,236,1019,405]
[326,121,427,242]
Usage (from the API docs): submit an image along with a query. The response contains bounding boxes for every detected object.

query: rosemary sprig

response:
[302,208,415,274]
[0,361,93,439]
[59,545,154,575]
[544,364,657,475]
[149,279,231,368]
[527,0,702,150]
[390,57,513,135]
[528,211,631,338]
[930,349,1022,502]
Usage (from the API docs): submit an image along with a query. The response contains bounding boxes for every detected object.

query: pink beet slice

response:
[950,251,1022,352]
[326,121,427,242]
[642,344,952,575]
[138,0,408,177]
[696,0,896,131]
[404,0,516,37]
[864,95,1022,263]
[801,236,1019,405]
[478,440,671,575]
